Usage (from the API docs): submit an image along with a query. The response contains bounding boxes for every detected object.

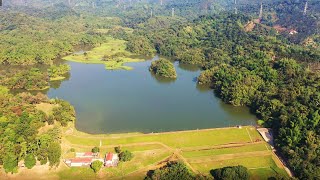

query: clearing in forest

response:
[62,37,144,70]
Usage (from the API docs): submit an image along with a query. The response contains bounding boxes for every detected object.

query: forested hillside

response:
[0,9,112,65]
[126,13,320,179]
[0,86,75,173]
[239,0,320,44]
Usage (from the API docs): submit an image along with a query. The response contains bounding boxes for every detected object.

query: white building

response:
[65,158,93,167]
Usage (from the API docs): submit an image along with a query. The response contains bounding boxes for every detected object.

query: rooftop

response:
[105,152,113,161]
[70,158,92,163]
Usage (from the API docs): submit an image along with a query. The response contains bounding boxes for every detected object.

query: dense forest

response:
[0,0,319,179]
[0,86,75,173]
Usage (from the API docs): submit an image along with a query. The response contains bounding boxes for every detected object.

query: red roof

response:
[84,152,93,156]
[71,158,92,163]
[105,153,113,161]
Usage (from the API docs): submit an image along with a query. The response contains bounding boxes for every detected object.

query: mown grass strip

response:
[181,143,269,158]
[65,127,254,148]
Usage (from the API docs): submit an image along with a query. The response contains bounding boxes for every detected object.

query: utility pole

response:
[303,1,308,15]
[151,9,153,17]
[160,0,163,6]
[172,8,174,17]
[234,0,237,14]
[259,2,263,19]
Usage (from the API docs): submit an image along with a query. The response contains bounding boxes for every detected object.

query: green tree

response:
[211,165,249,180]
[91,147,100,153]
[3,153,18,173]
[24,154,36,169]
[119,150,133,162]
[145,161,194,180]
[47,142,61,167]
[91,160,103,173]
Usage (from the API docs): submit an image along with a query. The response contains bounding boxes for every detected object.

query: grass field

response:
[62,37,144,70]
[56,126,289,180]
[181,143,269,158]
[190,154,287,179]
[65,127,257,148]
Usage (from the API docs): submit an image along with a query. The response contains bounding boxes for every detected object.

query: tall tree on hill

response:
[48,142,61,167]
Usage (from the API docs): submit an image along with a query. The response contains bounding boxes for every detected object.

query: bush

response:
[114,146,121,154]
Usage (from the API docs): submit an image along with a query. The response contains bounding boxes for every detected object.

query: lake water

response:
[47,56,256,134]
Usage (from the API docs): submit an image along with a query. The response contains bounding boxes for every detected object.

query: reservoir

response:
[47,56,256,134]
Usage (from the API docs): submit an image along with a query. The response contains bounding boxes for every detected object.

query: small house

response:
[104,152,119,167]
[65,158,93,167]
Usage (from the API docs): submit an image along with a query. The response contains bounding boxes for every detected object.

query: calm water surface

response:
[47,56,256,134]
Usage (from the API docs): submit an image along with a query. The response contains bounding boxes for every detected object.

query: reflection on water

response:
[178,63,201,72]
[50,72,71,89]
[196,83,212,92]
[150,71,176,84]
[47,56,257,134]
